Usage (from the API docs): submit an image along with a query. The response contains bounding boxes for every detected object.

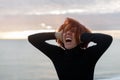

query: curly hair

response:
[56,17,91,48]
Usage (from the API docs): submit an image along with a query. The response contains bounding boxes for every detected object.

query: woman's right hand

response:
[55,30,63,42]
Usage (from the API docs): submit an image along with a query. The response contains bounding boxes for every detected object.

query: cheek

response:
[73,33,76,39]
[62,34,65,38]
[62,34,66,41]
[73,34,77,43]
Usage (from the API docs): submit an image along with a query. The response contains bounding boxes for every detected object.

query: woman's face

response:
[62,27,78,49]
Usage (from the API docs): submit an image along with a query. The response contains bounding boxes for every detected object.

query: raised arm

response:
[81,33,113,62]
[28,32,62,59]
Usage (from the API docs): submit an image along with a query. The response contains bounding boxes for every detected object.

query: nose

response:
[66,30,71,35]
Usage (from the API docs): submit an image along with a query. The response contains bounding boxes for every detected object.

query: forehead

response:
[64,25,77,31]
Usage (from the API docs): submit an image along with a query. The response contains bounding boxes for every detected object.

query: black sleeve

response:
[28,32,62,59]
[81,33,113,62]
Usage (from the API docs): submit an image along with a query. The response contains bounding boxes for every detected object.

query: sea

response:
[0,38,120,80]
[0,0,120,80]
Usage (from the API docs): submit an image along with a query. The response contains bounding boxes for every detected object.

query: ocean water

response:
[0,39,120,80]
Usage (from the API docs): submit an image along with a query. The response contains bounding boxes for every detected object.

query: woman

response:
[28,17,113,80]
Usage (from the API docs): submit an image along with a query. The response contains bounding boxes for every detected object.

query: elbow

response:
[105,35,113,46]
[28,35,34,43]
[108,35,113,43]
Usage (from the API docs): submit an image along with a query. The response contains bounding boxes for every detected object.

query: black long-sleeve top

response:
[28,32,113,80]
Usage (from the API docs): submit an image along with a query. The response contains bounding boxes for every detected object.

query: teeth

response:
[66,38,72,42]
[66,38,72,40]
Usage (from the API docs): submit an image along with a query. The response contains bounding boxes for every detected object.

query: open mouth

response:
[65,38,72,43]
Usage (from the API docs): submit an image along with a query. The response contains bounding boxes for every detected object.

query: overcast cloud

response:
[0,0,120,31]
[0,0,120,15]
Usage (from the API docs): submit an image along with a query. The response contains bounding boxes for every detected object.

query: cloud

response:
[88,0,120,13]
[0,0,120,15]
[0,0,120,32]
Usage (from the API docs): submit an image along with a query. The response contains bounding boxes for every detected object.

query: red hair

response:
[56,17,91,48]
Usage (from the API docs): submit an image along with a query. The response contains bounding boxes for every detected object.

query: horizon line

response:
[0,30,120,40]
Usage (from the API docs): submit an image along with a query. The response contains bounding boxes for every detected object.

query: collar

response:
[64,44,81,53]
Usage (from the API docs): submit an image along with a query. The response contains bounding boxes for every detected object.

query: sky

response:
[0,0,120,39]
[0,0,120,15]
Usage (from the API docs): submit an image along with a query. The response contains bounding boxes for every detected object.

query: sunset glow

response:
[0,30,55,39]
[0,30,120,39]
